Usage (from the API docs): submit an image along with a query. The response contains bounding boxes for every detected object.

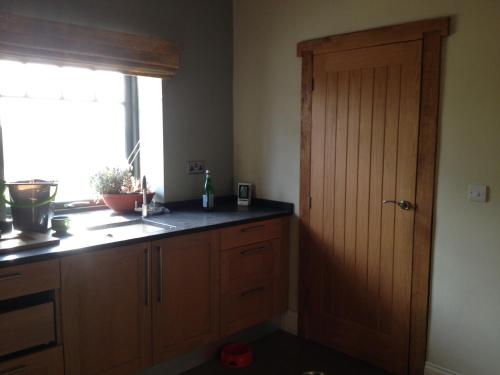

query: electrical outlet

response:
[188,160,205,175]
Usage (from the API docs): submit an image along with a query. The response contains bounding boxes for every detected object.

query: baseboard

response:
[425,362,461,375]
[280,309,298,335]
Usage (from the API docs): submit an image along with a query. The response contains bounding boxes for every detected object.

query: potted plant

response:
[90,166,154,213]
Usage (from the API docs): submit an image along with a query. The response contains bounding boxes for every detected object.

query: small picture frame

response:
[237,183,252,206]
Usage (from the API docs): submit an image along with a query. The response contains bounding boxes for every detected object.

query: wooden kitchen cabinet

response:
[220,217,289,336]
[220,218,282,250]
[0,347,64,375]
[61,243,152,375]
[0,260,60,301]
[57,217,288,373]
[151,231,219,363]
[0,302,55,357]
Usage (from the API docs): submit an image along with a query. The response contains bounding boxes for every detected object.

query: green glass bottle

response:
[203,170,214,211]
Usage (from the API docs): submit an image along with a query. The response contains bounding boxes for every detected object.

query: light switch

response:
[468,184,488,202]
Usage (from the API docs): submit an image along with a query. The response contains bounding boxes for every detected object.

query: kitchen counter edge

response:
[0,199,293,268]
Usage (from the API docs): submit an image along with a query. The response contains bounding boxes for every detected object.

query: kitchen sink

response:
[85,219,176,239]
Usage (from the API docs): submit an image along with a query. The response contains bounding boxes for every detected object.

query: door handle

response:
[241,224,265,233]
[157,246,163,304]
[241,286,265,297]
[0,273,22,282]
[240,246,267,256]
[144,248,150,306]
[382,200,413,211]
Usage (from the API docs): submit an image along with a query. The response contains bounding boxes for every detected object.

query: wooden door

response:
[305,40,422,374]
[61,243,151,375]
[152,231,219,363]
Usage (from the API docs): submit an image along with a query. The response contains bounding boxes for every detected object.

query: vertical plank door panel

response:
[305,41,422,374]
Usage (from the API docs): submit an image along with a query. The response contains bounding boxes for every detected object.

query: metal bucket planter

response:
[1,180,58,233]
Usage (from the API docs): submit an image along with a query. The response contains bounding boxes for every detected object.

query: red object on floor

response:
[220,343,253,368]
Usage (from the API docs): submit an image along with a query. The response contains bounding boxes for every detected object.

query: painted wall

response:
[233,0,500,374]
[0,0,233,202]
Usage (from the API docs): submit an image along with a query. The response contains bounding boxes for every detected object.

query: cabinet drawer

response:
[0,303,55,357]
[0,346,63,375]
[220,219,281,250]
[221,241,274,294]
[221,281,274,337]
[0,260,60,301]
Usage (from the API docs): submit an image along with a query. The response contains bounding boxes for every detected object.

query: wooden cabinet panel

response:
[152,231,219,363]
[0,347,63,375]
[50,217,288,371]
[220,217,290,335]
[221,281,274,337]
[0,260,60,301]
[61,243,151,375]
[221,241,274,294]
[220,219,281,250]
[275,217,290,315]
[0,302,55,357]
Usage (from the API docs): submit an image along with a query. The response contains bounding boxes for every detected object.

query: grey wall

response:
[0,0,233,202]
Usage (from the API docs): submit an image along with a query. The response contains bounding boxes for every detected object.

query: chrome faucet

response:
[142,175,148,218]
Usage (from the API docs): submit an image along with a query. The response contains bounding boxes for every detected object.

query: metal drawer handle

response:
[144,248,150,306]
[157,246,164,304]
[241,286,265,297]
[241,224,265,233]
[382,200,413,211]
[240,246,267,256]
[0,365,27,375]
[0,273,22,282]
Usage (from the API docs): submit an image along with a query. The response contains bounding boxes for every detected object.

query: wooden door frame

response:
[297,18,450,375]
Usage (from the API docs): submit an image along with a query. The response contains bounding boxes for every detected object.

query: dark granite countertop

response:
[0,198,293,268]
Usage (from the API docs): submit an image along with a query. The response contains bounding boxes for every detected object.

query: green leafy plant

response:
[90,166,137,195]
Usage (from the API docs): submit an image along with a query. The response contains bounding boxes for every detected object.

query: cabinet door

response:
[61,243,151,375]
[221,280,274,337]
[219,217,289,336]
[152,231,219,363]
[220,240,274,294]
[0,347,63,375]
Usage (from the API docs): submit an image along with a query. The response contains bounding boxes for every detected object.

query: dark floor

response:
[183,331,391,375]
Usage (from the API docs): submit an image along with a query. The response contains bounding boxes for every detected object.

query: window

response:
[0,60,139,203]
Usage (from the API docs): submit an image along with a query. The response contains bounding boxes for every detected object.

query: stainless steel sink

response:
[86,219,176,239]
[86,219,143,231]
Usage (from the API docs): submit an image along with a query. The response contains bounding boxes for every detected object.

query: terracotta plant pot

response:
[102,192,155,213]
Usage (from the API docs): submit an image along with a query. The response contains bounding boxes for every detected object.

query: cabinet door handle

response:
[241,224,265,233]
[241,286,265,297]
[0,365,27,375]
[240,246,266,256]
[157,246,163,303]
[0,273,22,282]
[144,248,150,306]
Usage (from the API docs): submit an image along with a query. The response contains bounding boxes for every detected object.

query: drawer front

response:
[0,346,64,375]
[0,260,60,301]
[221,281,274,337]
[220,219,281,250]
[0,303,55,357]
[221,241,274,294]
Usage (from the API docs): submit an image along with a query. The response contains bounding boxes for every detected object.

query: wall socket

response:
[188,160,205,175]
